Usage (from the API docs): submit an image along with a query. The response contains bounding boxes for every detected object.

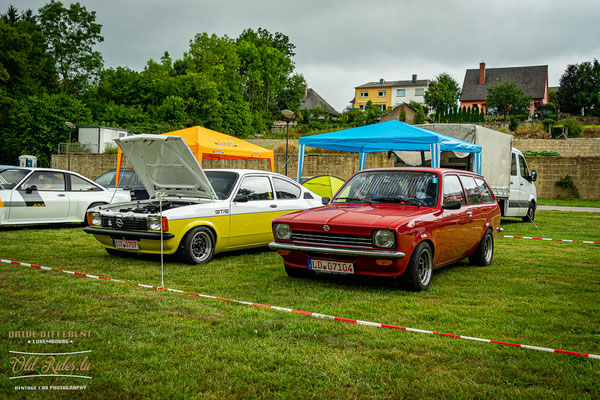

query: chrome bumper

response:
[268,242,405,258]
[83,226,175,240]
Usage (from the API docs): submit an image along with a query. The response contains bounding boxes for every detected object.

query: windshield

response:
[0,169,29,189]
[205,171,239,200]
[333,170,439,207]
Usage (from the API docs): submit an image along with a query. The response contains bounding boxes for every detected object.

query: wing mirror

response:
[233,194,249,203]
[530,170,537,182]
[25,185,38,194]
[321,197,330,205]
[442,200,461,210]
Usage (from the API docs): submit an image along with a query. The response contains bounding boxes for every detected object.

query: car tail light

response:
[376,259,393,266]
[161,217,169,232]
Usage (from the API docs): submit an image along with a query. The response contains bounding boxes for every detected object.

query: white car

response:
[84,134,323,264]
[0,167,131,226]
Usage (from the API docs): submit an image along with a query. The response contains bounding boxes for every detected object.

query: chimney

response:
[479,62,486,85]
[412,74,417,83]
[379,78,384,84]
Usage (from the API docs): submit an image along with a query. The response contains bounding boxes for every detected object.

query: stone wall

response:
[513,138,600,157]
[526,156,600,200]
[52,151,599,200]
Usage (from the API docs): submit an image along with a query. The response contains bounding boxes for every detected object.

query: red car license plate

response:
[309,259,354,274]
[113,239,139,250]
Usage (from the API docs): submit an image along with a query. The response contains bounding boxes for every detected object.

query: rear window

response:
[474,178,496,204]
[459,175,482,205]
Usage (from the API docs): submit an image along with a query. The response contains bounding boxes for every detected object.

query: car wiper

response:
[372,196,424,207]
[333,197,371,204]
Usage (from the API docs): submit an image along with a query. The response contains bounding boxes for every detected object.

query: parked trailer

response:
[416,124,538,222]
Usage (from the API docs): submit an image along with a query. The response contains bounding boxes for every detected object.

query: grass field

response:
[1,211,599,399]
[537,198,600,208]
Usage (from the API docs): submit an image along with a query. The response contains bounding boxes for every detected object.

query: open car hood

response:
[115,135,216,199]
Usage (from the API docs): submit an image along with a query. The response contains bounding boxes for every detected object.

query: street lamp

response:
[65,121,75,171]
[281,109,295,176]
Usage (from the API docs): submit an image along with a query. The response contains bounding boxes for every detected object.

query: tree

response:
[485,82,531,120]
[0,10,57,100]
[39,0,103,95]
[557,59,600,116]
[2,93,92,166]
[424,73,461,119]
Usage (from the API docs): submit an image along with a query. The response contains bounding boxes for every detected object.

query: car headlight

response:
[147,216,161,231]
[89,212,102,226]
[373,229,396,248]
[273,223,292,240]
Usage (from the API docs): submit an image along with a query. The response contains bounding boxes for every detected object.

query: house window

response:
[380,104,386,111]
[415,88,424,96]
[378,90,387,97]
[360,91,368,98]
[396,89,406,96]
[359,104,366,111]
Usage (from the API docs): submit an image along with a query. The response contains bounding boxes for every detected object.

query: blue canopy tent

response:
[296,120,482,182]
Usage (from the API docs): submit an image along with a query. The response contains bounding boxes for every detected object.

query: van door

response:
[507,152,529,217]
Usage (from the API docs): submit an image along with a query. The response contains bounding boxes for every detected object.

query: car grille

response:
[291,230,373,248]
[101,216,147,230]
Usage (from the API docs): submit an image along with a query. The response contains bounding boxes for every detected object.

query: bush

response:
[562,118,583,137]
[555,175,579,198]
[523,150,560,157]
[541,118,556,130]
[509,116,519,132]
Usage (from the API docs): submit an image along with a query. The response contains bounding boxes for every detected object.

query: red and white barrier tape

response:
[2,258,598,360]
[496,235,600,244]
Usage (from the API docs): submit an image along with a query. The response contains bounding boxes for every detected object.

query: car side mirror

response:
[25,185,38,194]
[530,170,537,182]
[321,197,330,205]
[442,200,461,210]
[233,194,249,203]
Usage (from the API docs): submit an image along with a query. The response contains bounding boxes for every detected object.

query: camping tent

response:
[301,175,345,198]
[296,120,482,182]
[116,126,274,185]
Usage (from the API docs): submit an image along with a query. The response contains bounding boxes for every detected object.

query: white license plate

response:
[113,239,139,250]
[308,259,354,274]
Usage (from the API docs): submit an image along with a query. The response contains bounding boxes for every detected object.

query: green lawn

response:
[1,211,599,398]
[537,198,600,208]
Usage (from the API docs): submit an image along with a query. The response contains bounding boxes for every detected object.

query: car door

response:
[8,171,70,223]
[458,175,487,252]
[438,174,472,264]
[228,175,277,248]
[67,173,105,221]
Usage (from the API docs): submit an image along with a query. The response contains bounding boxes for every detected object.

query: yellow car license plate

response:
[113,239,139,250]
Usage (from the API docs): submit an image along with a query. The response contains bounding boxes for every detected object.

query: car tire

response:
[522,201,536,222]
[284,264,315,278]
[178,226,215,265]
[401,241,433,291]
[469,229,494,266]
[83,202,106,226]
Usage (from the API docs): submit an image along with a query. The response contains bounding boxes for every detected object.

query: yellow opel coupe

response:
[84,135,322,264]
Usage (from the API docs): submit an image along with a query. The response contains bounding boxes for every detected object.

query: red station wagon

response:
[269,168,501,291]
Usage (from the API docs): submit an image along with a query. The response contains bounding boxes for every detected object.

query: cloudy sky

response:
[3,0,599,111]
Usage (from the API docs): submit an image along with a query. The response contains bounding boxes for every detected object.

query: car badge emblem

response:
[116,218,123,228]
[323,225,330,231]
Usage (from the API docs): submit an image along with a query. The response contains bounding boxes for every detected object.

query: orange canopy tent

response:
[116,126,274,185]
